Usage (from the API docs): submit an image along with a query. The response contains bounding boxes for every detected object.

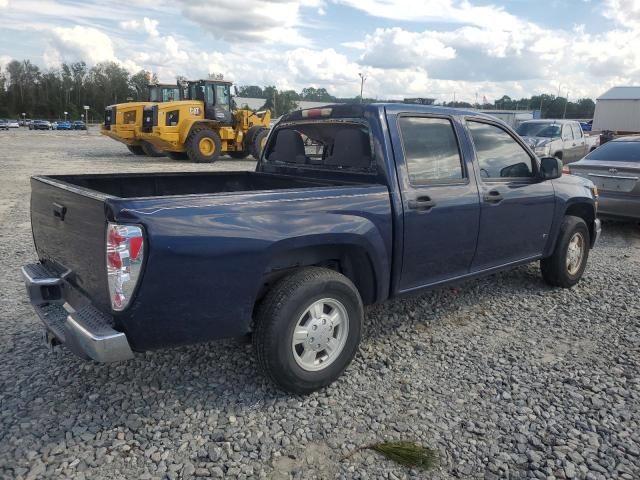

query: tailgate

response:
[30,177,110,310]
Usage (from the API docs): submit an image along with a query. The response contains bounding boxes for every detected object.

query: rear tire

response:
[253,267,363,394]
[251,128,269,160]
[141,141,165,157]
[127,145,145,156]
[541,215,590,288]
[186,128,222,163]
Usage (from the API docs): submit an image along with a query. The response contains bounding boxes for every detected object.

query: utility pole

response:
[562,91,570,119]
[358,73,367,102]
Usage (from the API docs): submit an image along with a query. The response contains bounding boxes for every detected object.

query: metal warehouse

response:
[592,86,640,132]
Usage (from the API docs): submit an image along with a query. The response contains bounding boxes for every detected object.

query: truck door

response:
[389,113,481,292]
[466,119,555,271]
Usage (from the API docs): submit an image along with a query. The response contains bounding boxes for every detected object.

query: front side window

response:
[571,124,583,139]
[562,125,574,141]
[468,121,534,179]
[398,116,464,184]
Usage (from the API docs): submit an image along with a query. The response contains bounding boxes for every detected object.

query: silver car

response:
[567,136,640,220]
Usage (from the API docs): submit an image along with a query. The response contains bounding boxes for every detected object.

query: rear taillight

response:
[106,223,144,311]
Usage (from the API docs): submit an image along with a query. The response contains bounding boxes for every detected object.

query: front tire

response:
[228,151,249,159]
[253,267,363,394]
[141,141,165,157]
[541,215,590,288]
[127,145,145,156]
[186,128,222,163]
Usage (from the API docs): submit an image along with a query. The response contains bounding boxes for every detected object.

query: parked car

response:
[0,119,8,130]
[56,120,72,130]
[566,136,640,220]
[580,120,593,132]
[21,104,601,394]
[517,120,599,164]
[72,120,87,130]
[29,120,52,130]
[8,119,19,128]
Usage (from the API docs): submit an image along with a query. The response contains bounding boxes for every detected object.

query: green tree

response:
[237,85,264,98]
[261,86,299,116]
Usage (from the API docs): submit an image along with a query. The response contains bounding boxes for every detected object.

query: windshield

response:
[585,141,640,162]
[517,122,561,138]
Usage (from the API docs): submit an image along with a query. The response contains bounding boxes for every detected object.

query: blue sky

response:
[1,0,639,102]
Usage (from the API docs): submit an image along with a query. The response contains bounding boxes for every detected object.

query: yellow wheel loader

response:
[101,84,184,157]
[138,80,271,163]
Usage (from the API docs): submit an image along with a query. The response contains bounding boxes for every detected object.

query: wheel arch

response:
[256,242,383,309]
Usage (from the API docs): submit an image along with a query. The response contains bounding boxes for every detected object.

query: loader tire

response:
[167,151,189,160]
[244,126,263,153]
[251,128,269,160]
[228,151,250,159]
[127,145,145,156]
[141,141,165,157]
[186,128,222,163]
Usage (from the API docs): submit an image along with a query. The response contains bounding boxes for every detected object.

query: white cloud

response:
[603,0,640,28]
[178,0,316,45]
[50,26,117,64]
[335,0,520,29]
[0,0,9,7]
[120,19,139,30]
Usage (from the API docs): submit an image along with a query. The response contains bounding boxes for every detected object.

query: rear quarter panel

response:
[108,185,392,351]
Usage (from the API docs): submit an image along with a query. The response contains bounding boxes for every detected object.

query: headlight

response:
[534,144,551,156]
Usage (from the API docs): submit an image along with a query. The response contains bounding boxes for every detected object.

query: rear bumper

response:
[598,193,640,220]
[22,263,134,363]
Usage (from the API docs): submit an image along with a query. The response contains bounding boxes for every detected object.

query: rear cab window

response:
[262,108,375,174]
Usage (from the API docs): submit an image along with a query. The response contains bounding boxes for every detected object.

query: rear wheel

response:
[141,141,165,157]
[541,215,590,288]
[186,128,222,163]
[127,145,145,156]
[253,267,363,394]
[251,128,269,160]
[167,151,189,160]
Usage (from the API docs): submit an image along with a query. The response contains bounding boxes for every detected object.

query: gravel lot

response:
[1,127,639,480]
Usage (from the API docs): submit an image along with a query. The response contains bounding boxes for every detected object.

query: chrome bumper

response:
[22,263,134,363]
[593,218,602,247]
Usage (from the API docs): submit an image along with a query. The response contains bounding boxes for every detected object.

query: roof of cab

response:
[281,102,501,123]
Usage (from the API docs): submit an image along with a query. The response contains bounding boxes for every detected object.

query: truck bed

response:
[43,171,353,198]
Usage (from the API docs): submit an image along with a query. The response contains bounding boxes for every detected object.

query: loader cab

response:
[148,84,182,102]
[188,80,233,124]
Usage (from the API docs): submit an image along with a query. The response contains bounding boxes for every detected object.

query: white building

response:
[592,86,640,132]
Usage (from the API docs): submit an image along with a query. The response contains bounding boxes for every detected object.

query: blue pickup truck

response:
[23,104,601,393]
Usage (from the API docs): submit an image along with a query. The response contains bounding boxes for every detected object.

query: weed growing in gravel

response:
[343,441,437,470]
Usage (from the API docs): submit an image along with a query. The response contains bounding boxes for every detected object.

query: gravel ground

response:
[1,127,639,480]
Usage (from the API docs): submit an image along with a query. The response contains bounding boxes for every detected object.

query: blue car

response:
[580,121,592,132]
[56,120,72,130]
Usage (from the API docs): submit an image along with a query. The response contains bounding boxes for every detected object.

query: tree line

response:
[0,58,597,120]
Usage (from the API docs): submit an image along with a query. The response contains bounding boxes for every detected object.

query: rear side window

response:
[585,141,640,162]
[467,121,534,179]
[398,116,463,184]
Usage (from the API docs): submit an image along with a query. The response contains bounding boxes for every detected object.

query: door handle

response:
[483,190,504,203]
[408,196,436,210]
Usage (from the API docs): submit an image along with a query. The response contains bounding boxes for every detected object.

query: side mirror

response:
[539,156,563,180]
